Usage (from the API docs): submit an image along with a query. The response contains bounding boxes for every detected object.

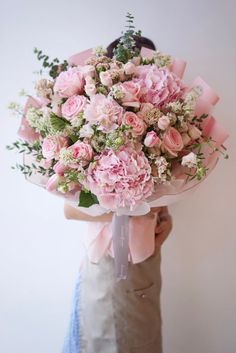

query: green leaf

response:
[78,190,99,208]
[69,134,79,144]
[50,114,70,132]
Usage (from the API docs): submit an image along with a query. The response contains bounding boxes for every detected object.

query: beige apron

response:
[78,248,162,353]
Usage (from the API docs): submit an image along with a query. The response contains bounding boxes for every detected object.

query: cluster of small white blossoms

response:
[154,156,170,182]
[59,148,76,166]
[181,151,198,168]
[92,46,107,57]
[26,107,51,134]
[152,51,172,68]
[167,86,202,122]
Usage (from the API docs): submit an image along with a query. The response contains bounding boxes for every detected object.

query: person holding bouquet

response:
[60,34,174,353]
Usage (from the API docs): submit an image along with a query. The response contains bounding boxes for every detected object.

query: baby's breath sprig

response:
[34,48,68,79]
[8,102,24,117]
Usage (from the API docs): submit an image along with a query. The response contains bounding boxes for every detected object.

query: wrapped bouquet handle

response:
[112,213,129,280]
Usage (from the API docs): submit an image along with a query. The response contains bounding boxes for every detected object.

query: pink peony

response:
[54,67,84,98]
[86,144,154,210]
[42,135,68,160]
[84,94,123,132]
[162,127,184,157]
[123,111,146,137]
[61,95,87,120]
[135,65,185,107]
[144,131,161,147]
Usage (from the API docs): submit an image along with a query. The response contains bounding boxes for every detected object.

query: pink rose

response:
[123,111,146,137]
[54,67,84,98]
[162,127,184,157]
[100,71,113,87]
[69,141,93,166]
[144,131,161,147]
[115,79,143,108]
[188,124,202,140]
[157,115,170,130]
[42,135,68,160]
[61,95,87,120]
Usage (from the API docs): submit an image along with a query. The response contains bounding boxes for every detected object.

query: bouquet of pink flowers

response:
[8,14,228,277]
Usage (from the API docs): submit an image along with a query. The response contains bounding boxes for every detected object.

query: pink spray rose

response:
[42,135,68,160]
[61,95,87,120]
[157,115,170,130]
[68,141,93,166]
[99,71,113,87]
[188,124,202,140]
[53,161,68,176]
[181,132,192,146]
[81,65,95,79]
[86,144,154,210]
[84,94,123,132]
[124,61,136,75]
[54,67,84,98]
[144,131,161,147]
[162,127,184,157]
[123,111,146,137]
[85,82,96,97]
[46,174,61,192]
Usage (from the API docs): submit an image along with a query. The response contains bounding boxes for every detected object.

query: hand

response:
[154,207,173,248]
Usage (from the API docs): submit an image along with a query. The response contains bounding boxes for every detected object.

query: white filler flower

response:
[181,152,198,168]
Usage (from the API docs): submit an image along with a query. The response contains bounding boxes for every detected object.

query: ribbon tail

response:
[112,214,129,281]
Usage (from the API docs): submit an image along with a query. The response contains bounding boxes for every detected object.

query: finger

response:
[155,230,169,247]
[155,220,171,234]
[151,207,162,213]
[155,218,172,233]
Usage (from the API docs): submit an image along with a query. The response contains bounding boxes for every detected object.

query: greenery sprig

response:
[113,12,142,63]
[12,162,54,178]
[34,48,68,79]
[6,140,43,161]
